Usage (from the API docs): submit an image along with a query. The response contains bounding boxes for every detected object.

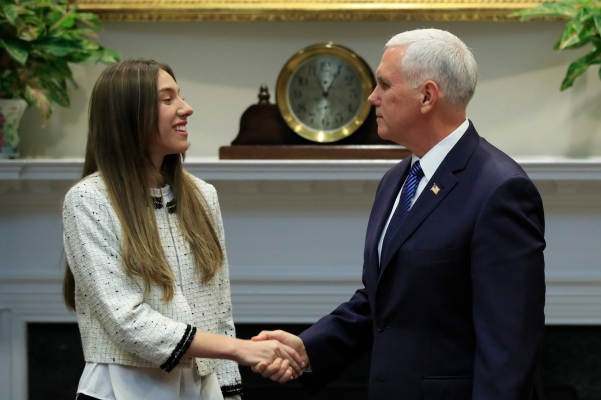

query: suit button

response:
[377,322,385,332]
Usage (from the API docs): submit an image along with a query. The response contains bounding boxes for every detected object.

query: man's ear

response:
[420,80,439,114]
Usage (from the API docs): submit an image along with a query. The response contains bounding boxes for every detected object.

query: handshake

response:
[242,330,309,383]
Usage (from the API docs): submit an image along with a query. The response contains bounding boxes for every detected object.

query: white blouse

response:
[77,363,224,400]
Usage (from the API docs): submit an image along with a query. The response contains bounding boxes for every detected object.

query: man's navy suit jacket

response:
[299,122,546,400]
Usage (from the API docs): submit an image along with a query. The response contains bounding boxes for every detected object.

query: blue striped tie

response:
[382,161,424,256]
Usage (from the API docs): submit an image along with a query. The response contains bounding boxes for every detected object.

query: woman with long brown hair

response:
[62,59,301,400]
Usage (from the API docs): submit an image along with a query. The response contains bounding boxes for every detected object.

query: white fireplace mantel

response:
[2,156,601,181]
[1,156,601,324]
[1,157,601,400]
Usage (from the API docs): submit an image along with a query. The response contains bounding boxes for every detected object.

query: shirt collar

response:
[150,184,171,198]
[411,118,469,181]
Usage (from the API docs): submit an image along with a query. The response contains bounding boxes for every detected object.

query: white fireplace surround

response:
[1,157,601,400]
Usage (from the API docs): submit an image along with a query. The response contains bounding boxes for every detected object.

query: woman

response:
[62,59,301,400]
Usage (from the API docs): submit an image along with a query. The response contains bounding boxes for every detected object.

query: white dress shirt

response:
[378,119,469,264]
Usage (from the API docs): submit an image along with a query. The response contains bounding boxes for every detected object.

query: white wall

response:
[17,21,601,159]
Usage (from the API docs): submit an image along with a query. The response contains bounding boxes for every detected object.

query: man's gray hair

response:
[386,29,478,107]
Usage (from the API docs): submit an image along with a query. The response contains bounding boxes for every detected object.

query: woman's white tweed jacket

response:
[63,172,242,397]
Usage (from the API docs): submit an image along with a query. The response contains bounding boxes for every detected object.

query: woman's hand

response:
[234,339,304,382]
[251,330,310,383]
[183,330,303,382]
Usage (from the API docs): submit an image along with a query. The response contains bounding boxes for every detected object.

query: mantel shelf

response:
[2,157,601,182]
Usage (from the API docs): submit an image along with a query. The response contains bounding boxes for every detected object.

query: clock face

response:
[287,56,364,135]
[276,43,374,143]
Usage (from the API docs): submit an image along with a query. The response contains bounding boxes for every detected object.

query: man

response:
[253,29,546,399]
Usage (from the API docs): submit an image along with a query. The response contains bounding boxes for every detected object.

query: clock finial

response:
[258,85,270,104]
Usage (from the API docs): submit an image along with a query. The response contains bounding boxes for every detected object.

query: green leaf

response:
[0,68,21,99]
[1,4,22,25]
[560,47,601,89]
[561,23,600,49]
[77,38,100,51]
[17,19,45,41]
[595,12,601,31]
[50,87,70,107]
[101,48,120,64]
[33,37,82,56]
[69,47,119,65]
[51,27,95,42]
[68,48,100,64]
[3,38,28,64]
[561,59,589,90]
[558,19,585,49]
[592,48,601,64]
[510,2,579,20]
[24,84,53,123]
[41,9,64,27]
[28,56,73,84]
[557,19,593,49]
[40,76,70,107]
[49,9,75,31]
[74,11,102,30]
[577,5,598,20]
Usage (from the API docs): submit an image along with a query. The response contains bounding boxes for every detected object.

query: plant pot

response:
[0,99,28,159]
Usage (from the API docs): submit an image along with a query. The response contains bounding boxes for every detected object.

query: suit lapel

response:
[374,161,411,248]
[378,122,480,277]
[379,164,458,276]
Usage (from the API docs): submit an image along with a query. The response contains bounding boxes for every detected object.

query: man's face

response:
[368,46,422,147]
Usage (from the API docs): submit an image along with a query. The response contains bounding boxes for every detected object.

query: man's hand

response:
[233,338,303,382]
[250,330,310,383]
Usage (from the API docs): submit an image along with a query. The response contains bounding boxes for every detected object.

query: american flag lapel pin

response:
[430,183,440,195]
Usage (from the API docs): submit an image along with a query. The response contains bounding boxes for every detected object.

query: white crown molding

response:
[2,157,601,182]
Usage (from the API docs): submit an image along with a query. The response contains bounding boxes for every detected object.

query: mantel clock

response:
[219,43,410,160]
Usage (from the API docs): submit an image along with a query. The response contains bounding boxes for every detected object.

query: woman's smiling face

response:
[149,69,193,170]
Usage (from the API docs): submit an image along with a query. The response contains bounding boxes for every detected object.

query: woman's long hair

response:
[63,59,223,310]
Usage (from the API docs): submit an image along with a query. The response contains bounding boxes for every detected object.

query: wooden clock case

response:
[219,85,410,160]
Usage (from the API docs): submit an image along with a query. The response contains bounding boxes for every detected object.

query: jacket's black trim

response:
[160,324,196,372]
[221,383,243,397]
[166,199,177,214]
[152,197,177,214]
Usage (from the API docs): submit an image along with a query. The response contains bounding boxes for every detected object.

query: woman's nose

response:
[179,100,193,116]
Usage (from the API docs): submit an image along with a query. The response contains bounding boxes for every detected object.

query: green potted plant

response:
[510,0,601,91]
[0,0,119,158]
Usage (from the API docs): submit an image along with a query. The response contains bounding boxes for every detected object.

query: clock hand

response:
[314,69,329,94]
[323,66,342,96]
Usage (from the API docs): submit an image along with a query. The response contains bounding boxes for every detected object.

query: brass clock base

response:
[219,145,410,160]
